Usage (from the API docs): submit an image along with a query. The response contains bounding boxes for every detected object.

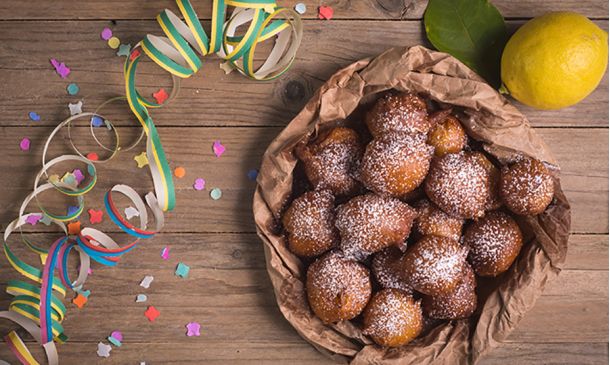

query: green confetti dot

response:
[67,83,79,95]
[87,164,95,176]
[210,188,222,200]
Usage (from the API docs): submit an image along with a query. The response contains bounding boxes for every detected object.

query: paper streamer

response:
[1,1,301,364]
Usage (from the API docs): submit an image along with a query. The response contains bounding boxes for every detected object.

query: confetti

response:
[108,36,121,49]
[61,172,77,188]
[90,115,104,128]
[67,83,80,95]
[50,58,71,78]
[19,138,30,151]
[108,331,123,347]
[152,88,169,104]
[130,49,141,61]
[68,101,83,115]
[88,209,103,224]
[67,205,80,217]
[219,61,235,74]
[68,221,81,235]
[247,169,258,181]
[294,3,306,14]
[318,5,334,20]
[175,262,190,278]
[210,188,222,200]
[73,294,87,308]
[40,215,52,226]
[136,294,148,303]
[140,275,154,289]
[125,206,140,220]
[161,246,170,260]
[212,140,225,157]
[174,166,186,178]
[87,152,99,161]
[25,214,42,225]
[73,168,85,184]
[117,43,131,57]
[134,152,149,168]
[97,342,112,358]
[28,112,41,121]
[144,306,160,322]
[186,322,201,337]
[101,27,113,40]
[76,288,91,297]
[193,178,206,191]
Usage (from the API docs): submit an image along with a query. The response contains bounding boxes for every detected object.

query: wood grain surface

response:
[0,0,607,364]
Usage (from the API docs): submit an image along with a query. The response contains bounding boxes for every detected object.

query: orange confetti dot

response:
[174,167,186,178]
[68,221,81,235]
[73,294,87,309]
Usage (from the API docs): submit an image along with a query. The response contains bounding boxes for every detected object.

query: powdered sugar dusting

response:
[372,247,413,294]
[414,199,464,241]
[424,151,491,219]
[359,132,434,197]
[422,263,477,319]
[465,211,523,276]
[362,289,422,346]
[336,193,417,260]
[365,92,430,137]
[306,251,372,323]
[500,158,554,215]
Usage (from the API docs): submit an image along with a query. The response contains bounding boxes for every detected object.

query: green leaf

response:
[424,0,508,88]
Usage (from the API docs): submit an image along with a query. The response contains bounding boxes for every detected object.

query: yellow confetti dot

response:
[108,36,121,49]
[134,152,149,168]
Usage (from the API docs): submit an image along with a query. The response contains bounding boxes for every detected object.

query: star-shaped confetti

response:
[117,43,131,57]
[73,169,85,184]
[25,214,42,225]
[20,138,30,151]
[88,209,103,224]
[108,331,123,347]
[161,246,170,260]
[68,101,83,116]
[29,112,41,121]
[50,58,71,78]
[318,5,334,20]
[212,140,225,157]
[186,322,201,337]
[193,178,205,191]
[73,293,88,308]
[140,275,154,289]
[68,221,81,235]
[152,88,169,104]
[97,342,112,358]
[144,306,160,322]
[134,152,148,168]
[219,61,235,74]
[175,262,190,278]
[125,206,139,220]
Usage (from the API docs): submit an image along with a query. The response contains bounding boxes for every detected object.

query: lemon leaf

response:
[424,0,508,88]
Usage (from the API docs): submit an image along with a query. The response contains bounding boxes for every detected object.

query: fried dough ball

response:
[335,193,417,260]
[359,133,434,198]
[371,247,413,295]
[296,127,363,196]
[500,157,555,215]
[365,92,431,138]
[282,190,339,258]
[362,289,423,347]
[473,153,503,211]
[422,263,477,320]
[413,199,464,241]
[424,151,491,219]
[306,251,372,323]
[427,114,467,157]
[464,210,523,277]
[398,235,468,296]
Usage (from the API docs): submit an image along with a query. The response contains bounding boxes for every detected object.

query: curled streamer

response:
[0,1,301,364]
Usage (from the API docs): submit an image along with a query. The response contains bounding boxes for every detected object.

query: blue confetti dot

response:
[87,164,96,176]
[67,83,80,96]
[67,205,80,217]
[247,169,258,181]
[28,112,40,121]
[91,115,104,127]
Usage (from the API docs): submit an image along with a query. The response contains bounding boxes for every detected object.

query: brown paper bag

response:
[253,45,571,364]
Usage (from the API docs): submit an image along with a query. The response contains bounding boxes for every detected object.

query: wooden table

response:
[0,1,607,364]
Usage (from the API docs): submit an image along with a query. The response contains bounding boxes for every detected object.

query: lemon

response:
[501,11,608,110]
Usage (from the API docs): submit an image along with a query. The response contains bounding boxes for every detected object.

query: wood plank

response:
[0,20,607,128]
[480,342,609,365]
[0,0,607,20]
[0,127,605,234]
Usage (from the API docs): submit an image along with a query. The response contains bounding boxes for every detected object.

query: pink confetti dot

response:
[20,138,30,151]
[110,330,123,342]
[101,27,113,41]
[213,140,225,157]
[193,178,206,191]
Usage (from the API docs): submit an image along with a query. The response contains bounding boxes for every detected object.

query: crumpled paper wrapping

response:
[252,45,571,364]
